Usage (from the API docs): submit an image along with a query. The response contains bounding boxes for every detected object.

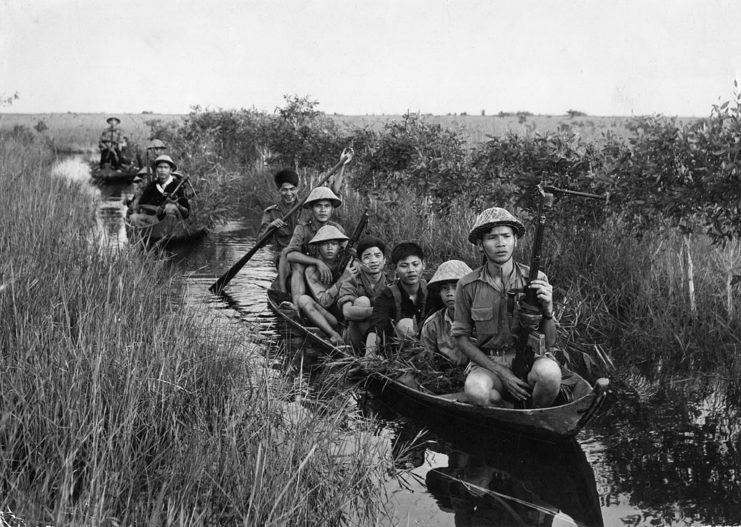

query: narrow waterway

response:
[65,157,741,527]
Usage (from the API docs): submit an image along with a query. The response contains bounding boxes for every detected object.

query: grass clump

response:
[0,132,390,525]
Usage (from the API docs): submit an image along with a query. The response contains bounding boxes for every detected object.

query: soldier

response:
[258,169,310,293]
[452,207,562,408]
[128,155,190,226]
[98,116,124,169]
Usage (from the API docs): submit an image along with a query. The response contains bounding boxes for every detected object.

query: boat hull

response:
[91,164,139,184]
[266,288,610,441]
[126,215,208,247]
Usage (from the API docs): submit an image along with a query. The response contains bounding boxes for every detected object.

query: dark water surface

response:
[63,158,741,527]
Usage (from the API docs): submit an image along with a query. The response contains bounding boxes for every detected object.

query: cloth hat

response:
[303,186,342,208]
[468,207,525,243]
[106,116,121,125]
[147,139,165,149]
[274,168,299,188]
[137,166,149,175]
[356,236,386,258]
[428,260,473,288]
[153,154,177,171]
[309,225,348,245]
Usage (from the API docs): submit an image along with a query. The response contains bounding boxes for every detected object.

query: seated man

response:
[271,150,352,295]
[297,225,357,346]
[285,187,345,308]
[364,242,433,357]
[127,155,190,226]
[420,260,473,369]
[98,116,123,169]
[337,236,390,351]
[452,207,562,408]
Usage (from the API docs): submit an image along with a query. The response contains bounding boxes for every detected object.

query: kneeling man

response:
[452,207,562,408]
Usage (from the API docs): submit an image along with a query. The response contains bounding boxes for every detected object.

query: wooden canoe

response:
[125,214,208,247]
[266,287,610,441]
[90,163,139,184]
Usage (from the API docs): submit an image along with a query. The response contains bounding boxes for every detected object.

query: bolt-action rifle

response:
[337,210,370,271]
[511,185,607,379]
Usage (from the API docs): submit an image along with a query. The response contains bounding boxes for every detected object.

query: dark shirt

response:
[138,176,190,218]
[366,280,431,345]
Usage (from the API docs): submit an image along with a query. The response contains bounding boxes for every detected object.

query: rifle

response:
[337,210,370,271]
[510,185,554,379]
[510,184,607,379]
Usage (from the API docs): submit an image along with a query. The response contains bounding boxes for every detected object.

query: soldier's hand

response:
[499,369,531,401]
[340,147,354,165]
[270,218,286,229]
[528,279,553,313]
[316,260,333,284]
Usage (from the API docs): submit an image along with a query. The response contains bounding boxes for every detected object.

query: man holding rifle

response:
[127,155,190,226]
[296,225,359,346]
[452,207,562,409]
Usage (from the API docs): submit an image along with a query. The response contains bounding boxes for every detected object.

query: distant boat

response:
[90,163,139,184]
[125,214,208,247]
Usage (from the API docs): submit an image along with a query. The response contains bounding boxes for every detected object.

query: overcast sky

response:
[2,0,740,116]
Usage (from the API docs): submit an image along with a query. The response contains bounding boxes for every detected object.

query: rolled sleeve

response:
[450,282,474,338]
[337,279,358,309]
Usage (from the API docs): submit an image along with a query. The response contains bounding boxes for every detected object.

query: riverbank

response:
[0,133,391,524]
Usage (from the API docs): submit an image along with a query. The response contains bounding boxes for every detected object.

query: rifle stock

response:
[337,210,370,270]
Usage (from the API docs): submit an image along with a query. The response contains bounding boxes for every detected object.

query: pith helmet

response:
[148,139,166,149]
[468,207,525,243]
[428,260,473,288]
[309,225,348,245]
[153,154,177,171]
[106,116,121,125]
[303,186,342,208]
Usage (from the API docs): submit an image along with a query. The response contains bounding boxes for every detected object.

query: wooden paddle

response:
[209,157,347,294]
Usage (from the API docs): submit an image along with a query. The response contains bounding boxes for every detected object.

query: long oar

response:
[209,159,345,294]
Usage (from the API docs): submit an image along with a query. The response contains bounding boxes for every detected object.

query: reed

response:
[0,113,182,154]
[0,133,391,525]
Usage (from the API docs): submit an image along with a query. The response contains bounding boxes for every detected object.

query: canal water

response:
[68,158,741,527]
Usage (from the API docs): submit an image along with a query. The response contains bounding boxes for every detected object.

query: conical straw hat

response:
[428,260,473,287]
[309,225,348,245]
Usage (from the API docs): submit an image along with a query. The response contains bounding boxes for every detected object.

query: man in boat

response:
[258,169,307,294]
[261,149,352,294]
[420,260,473,370]
[337,236,390,351]
[98,116,124,169]
[452,207,562,409]
[296,225,358,346]
[285,186,346,309]
[364,242,432,357]
[127,155,190,226]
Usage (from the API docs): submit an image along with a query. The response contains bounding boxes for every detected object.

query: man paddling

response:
[452,207,562,408]
[260,149,352,294]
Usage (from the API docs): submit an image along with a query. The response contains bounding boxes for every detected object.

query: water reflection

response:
[381,416,603,527]
[587,378,741,527]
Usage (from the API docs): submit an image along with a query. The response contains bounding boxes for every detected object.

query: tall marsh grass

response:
[0,134,390,524]
[0,113,182,154]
